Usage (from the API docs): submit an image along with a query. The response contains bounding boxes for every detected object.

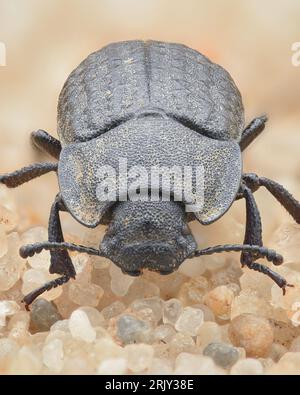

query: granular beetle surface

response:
[1,40,300,308]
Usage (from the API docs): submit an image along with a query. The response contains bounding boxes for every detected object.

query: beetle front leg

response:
[239,184,263,266]
[22,194,76,308]
[243,173,300,223]
[22,275,70,310]
[193,243,293,294]
[245,261,292,294]
[47,194,76,278]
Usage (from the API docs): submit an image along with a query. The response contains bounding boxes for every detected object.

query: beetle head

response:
[101,201,197,275]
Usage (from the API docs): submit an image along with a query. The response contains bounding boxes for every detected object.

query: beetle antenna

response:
[20,241,104,258]
[193,243,283,266]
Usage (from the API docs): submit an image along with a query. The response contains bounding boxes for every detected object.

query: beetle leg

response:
[243,173,300,224]
[21,194,75,308]
[31,130,61,160]
[0,162,57,188]
[193,243,293,293]
[239,115,268,151]
[243,261,292,295]
[22,275,70,310]
[240,184,263,266]
[47,194,76,278]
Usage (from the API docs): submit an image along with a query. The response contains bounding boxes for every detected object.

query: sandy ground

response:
[0,0,300,375]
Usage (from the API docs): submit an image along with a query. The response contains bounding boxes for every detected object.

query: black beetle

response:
[1,40,300,308]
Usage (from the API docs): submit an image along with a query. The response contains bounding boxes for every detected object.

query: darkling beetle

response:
[1,40,300,308]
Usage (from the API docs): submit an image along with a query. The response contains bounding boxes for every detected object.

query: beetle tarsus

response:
[246,260,287,289]
[22,274,71,309]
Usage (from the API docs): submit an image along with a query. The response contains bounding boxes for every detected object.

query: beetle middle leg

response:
[0,162,57,188]
[31,130,62,160]
[0,130,61,188]
[239,115,268,151]
[242,173,300,223]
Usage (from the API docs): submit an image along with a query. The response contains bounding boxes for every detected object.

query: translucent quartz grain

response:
[196,322,222,349]
[290,335,300,352]
[147,357,173,374]
[8,311,30,344]
[21,227,50,270]
[0,338,19,370]
[231,289,273,320]
[0,204,18,233]
[123,278,160,304]
[191,303,215,322]
[30,299,62,332]
[8,346,42,374]
[153,324,176,343]
[230,358,264,375]
[210,263,243,288]
[101,301,126,320]
[116,314,152,344]
[0,224,7,258]
[174,353,225,375]
[42,338,64,372]
[125,344,154,372]
[130,297,163,324]
[22,269,62,301]
[162,298,183,325]
[68,309,96,343]
[97,357,127,375]
[0,233,25,291]
[229,314,274,358]
[178,276,209,306]
[268,343,288,362]
[0,300,20,327]
[77,306,105,328]
[169,332,195,356]
[174,306,204,336]
[267,352,300,374]
[204,285,234,320]
[109,264,135,296]
[203,342,239,369]
[93,338,125,364]
[143,270,187,299]
[68,282,104,307]
[239,270,273,299]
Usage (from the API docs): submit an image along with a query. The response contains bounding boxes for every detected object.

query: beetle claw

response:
[282,283,294,295]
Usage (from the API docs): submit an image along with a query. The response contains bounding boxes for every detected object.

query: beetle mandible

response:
[1,40,300,308]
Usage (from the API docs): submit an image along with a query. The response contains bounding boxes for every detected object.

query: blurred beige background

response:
[0,0,299,240]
